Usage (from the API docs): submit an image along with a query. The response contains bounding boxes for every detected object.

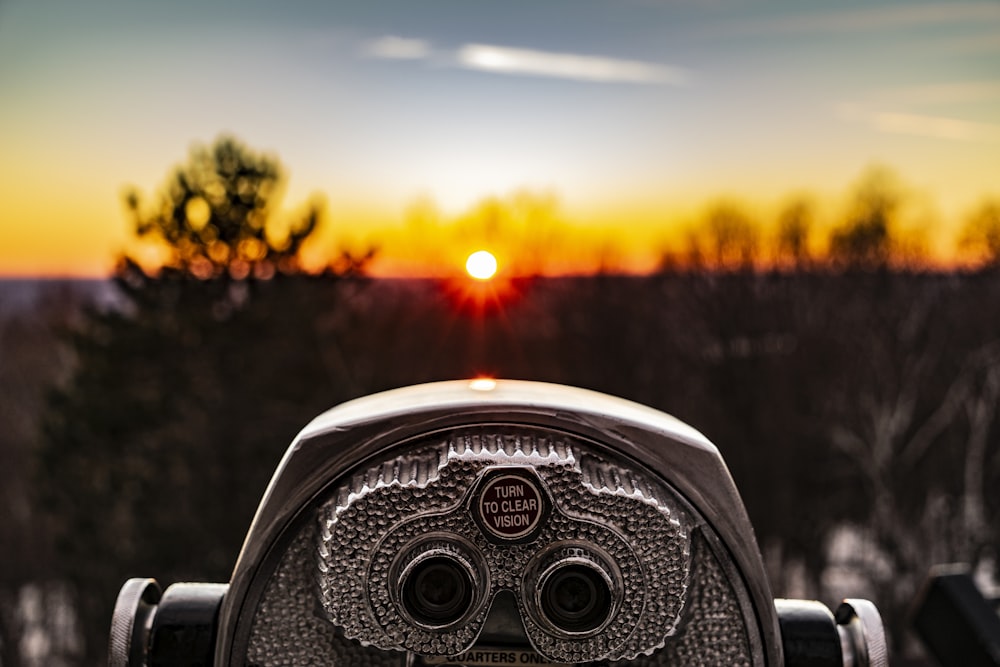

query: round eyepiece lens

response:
[402,556,473,626]
[541,564,611,633]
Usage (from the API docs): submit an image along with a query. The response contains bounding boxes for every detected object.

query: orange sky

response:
[1,1,998,277]
[0,157,991,279]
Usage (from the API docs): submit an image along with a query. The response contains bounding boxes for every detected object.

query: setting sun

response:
[466,250,498,280]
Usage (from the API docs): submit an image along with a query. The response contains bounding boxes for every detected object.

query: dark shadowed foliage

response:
[36,137,370,666]
[29,269,1000,666]
[0,283,89,667]
[39,273,353,665]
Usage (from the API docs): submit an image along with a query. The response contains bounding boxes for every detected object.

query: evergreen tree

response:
[38,137,366,664]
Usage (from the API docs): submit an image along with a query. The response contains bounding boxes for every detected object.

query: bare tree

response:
[826,276,1000,653]
[776,197,814,270]
[828,167,899,269]
[959,199,1000,269]
[687,200,760,272]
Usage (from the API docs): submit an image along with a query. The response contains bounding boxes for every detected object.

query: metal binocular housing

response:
[110,379,887,666]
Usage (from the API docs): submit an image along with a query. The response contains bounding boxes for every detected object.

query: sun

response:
[465,250,498,280]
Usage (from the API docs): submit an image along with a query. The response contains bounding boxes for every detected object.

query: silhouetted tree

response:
[38,137,366,665]
[776,198,814,269]
[0,285,87,667]
[124,136,320,280]
[820,272,1000,654]
[687,200,760,271]
[959,198,1000,268]
[829,167,898,269]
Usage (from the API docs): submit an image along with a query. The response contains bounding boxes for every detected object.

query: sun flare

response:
[465,250,498,280]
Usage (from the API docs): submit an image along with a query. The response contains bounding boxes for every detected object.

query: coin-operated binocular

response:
[110,380,887,666]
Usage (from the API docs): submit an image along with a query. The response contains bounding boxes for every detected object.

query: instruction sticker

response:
[420,646,568,666]
[476,473,545,540]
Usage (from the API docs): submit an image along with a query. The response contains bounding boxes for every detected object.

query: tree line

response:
[394,166,1000,276]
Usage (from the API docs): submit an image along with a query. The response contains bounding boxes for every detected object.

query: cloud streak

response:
[839,103,1000,143]
[455,43,687,85]
[362,36,687,85]
[363,35,432,60]
[871,111,1000,143]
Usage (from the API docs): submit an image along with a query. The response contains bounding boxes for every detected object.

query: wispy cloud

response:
[872,112,1000,143]
[363,35,432,60]
[362,35,687,86]
[839,103,1000,143]
[455,43,688,85]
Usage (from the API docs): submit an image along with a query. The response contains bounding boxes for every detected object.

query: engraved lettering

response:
[476,473,546,540]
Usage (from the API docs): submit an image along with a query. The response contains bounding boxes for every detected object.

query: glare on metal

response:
[469,378,497,391]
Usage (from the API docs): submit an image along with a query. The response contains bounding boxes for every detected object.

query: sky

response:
[1,0,998,277]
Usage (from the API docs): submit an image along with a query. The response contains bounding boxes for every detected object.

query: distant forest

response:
[386,164,1000,278]
[0,137,997,666]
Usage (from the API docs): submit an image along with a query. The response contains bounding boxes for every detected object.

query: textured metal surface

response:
[318,429,689,663]
[247,528,406,667]
[244,425,758,665]
[836,599,889,667]
[219,381,780,667]
[630,534,753,666]
[109,578,161,667]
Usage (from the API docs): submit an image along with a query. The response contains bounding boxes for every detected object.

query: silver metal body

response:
[214,379,784,665]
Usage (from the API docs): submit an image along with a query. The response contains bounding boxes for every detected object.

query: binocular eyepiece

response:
[110,380,887,666]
